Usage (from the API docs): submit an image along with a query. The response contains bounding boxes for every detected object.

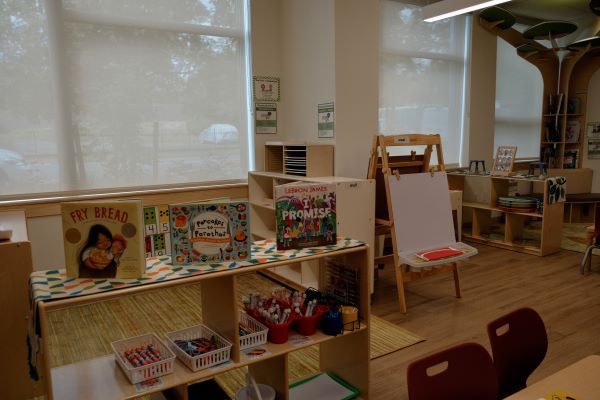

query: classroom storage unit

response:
[264,142,334,177]
[447,173,564,256]
[35,244,371,400]
[248,171,375,291]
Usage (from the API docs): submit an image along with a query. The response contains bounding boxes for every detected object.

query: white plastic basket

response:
[239,310,269,350]
[165,324,232,372]
[111,332,175,384]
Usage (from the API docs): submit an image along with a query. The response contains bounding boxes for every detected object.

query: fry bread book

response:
[169,200,250,264]
[275,182,336,250]
[61,200,145,279]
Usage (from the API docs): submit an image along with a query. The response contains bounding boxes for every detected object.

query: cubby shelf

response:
[448,173,563,256]
[265,142,334,177]
[248,171,375,292]
[38,244,371,400]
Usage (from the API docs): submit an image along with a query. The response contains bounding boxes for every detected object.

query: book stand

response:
[367,134,477,313]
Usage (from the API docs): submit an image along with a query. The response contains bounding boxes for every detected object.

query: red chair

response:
[486,307,548,399]
[406,342,498,400]
[580,203,600,274]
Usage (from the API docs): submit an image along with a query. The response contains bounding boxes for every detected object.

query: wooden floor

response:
[369,244,600,399]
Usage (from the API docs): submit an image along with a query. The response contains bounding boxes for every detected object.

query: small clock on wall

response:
[491,146,517,176]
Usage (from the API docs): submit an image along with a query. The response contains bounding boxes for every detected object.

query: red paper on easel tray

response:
[416,247,464,261]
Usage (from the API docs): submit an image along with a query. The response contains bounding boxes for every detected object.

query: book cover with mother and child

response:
[275,182,336,250]
[61,200,146,279]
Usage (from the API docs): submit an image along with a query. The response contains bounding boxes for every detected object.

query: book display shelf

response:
[248,171,375,292]
[447,173,564,256]
[36,243,371,400]
[264,142,334,177]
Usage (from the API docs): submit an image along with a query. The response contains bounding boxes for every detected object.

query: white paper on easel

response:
[387,172,456,253]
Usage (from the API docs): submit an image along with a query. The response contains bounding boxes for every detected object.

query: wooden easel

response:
[367,134,461,313]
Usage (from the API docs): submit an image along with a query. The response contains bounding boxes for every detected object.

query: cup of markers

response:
[296,301,328,336]
[243,289,324,343]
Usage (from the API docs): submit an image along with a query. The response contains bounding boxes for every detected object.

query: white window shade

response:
[494,37,543,159]
[0,0,251,197]
[379,0,469,165]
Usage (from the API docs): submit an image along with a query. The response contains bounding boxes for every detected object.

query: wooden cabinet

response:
[264,142,334,177]
[248,171,375,291]
[38,244,371,400]
[448,173,563,256]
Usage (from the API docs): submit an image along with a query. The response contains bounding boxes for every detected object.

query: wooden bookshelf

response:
[264,142,334,177]
[248,171,375,292]
[478,13,600,169]
[448,173,563,256]
[38,244,371,400]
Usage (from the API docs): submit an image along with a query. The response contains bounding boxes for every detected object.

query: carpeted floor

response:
[45,272,423,398]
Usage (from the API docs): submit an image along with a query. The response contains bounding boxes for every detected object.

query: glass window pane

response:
[65,21,248,189]
[494,37,543,158]
[62,0,244,29]
[379,1,468,165]
[380,1,466,57]
[0,0,59,196]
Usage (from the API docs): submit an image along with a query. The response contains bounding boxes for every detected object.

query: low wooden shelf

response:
[248,171,375,291]
[448,173,563,256]
[38,244,371,400]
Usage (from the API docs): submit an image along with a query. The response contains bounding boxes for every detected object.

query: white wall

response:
[252,0,378,179]
[466,17,496,168]
[251,0,283,171]
[334,0,379,178]
[279,0,335,144]
[582,69,600,192]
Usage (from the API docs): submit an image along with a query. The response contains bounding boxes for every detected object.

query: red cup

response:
[295,305,328,336]
[266,320,292,344]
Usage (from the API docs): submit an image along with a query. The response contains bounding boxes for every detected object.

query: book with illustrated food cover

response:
[275,182,336,250]
[61,200,145,279]
[169,200,250,264]
[143,205,171,258]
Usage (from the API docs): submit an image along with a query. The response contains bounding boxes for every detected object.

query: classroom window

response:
[494,34,543,159]
[379,0,469,165]
[0,0,252,198]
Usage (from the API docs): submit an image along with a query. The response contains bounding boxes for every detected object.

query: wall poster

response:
[318,102,334,138]
[253,76,280,102]
[255,103,277,134]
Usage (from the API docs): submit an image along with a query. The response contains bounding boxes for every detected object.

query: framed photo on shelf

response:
[491,146,517,176]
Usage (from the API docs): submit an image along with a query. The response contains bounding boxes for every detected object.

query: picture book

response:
[566,120,580,143]
[169,200,250,264]
[275,182,336,250]
[563,150,579,169]
[143,205,171,257]
[61,200,145,279]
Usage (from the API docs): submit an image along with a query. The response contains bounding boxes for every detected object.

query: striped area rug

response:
[44,273,424,398]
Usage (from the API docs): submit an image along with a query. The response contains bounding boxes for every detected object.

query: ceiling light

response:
[423,0,512,22]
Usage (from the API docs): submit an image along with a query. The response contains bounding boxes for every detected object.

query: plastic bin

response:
[111,332,175,384]
[239,310,269,350]
[165,324,232,372]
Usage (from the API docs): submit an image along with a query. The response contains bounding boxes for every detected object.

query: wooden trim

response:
[0,183,248,218]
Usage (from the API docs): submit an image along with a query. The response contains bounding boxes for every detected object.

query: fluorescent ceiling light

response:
[423,0,512,22]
